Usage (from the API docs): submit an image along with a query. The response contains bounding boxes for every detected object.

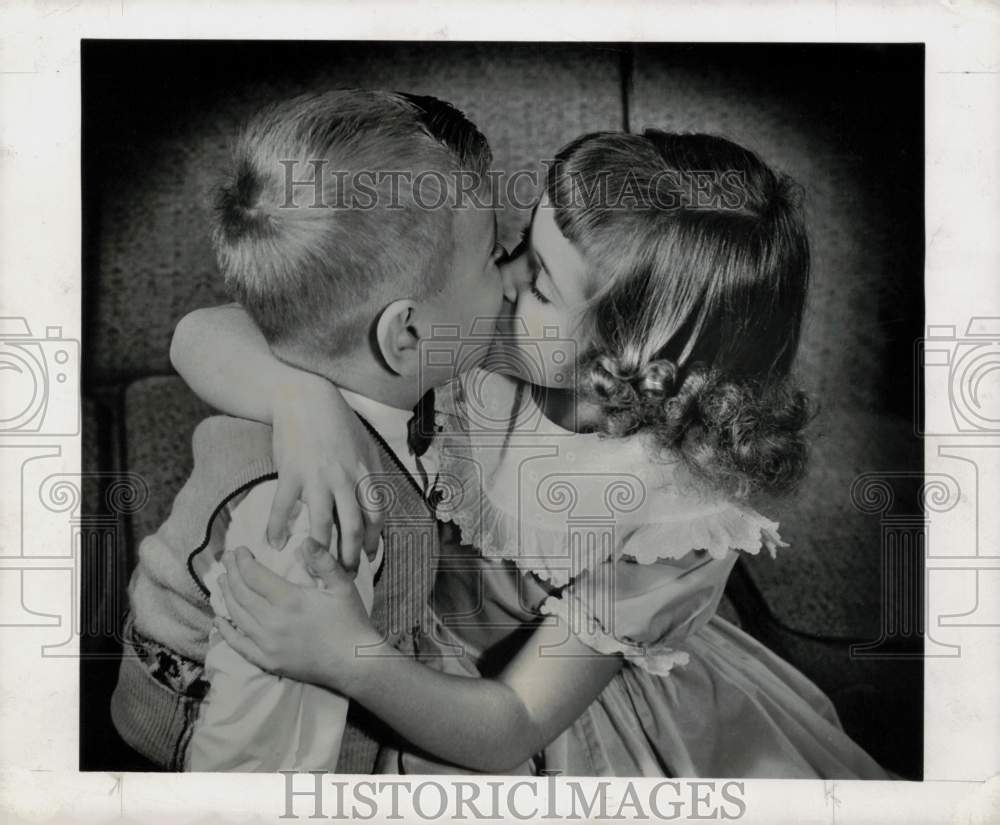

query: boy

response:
[111,89,513,771]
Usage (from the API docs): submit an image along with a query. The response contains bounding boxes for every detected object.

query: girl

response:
[173,130,892,778]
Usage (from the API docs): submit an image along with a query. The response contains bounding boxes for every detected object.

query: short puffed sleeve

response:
[537,535,740,676]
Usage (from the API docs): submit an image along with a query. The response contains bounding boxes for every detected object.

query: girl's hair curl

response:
[583,354,810,500]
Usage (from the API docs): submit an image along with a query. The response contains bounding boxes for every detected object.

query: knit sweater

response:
[130,416,276,660]
[110,413,451,770]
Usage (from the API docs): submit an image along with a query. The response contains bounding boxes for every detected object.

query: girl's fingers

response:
[331,483,364,575]
[222,550,274,616]
[229,547,296,606]
[359,488,384,562]
[214,617,271,671]
[305,489,335,555]
[296,540,353,593]
[267,477,302,549]
[299,537,339,581]
[218,573,265,640]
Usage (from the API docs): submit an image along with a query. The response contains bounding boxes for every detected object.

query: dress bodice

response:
[430,368,784,674]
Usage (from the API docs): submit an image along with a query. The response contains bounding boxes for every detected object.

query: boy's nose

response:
[499,260,518,303]
[499,254,529,303]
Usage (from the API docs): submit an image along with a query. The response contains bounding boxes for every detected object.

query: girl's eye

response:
[530,281,550,305]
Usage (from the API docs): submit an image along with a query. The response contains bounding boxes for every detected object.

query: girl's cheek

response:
[510,294,536,330]
[517,301,551,341]
[535,303,570,339]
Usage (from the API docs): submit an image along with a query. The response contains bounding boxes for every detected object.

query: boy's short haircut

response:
[212,89,493,362]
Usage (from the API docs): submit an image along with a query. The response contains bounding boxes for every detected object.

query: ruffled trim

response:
[435,444,787,587]
[538,594,692,677]
[431,368,787,586]
[625,508,787,566]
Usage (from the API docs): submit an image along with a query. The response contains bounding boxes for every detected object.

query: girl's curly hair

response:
[582,355,810,499]
[548,130,812,499]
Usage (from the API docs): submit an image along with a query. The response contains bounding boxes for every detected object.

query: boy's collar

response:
[339,387,414,444]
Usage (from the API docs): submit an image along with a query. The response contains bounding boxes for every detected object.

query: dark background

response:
[81,41,925,777]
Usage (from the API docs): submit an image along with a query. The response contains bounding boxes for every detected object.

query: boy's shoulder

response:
[166,415,279,563]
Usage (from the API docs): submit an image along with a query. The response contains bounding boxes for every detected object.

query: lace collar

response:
[433,369,786,586]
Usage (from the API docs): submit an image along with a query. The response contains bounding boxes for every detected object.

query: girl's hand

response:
[214,546,384,694]
[268,375,384,573]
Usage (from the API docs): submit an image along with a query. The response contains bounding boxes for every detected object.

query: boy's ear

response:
[374,299,420,376]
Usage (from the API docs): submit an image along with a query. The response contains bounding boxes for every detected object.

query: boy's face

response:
[414,204,509,388]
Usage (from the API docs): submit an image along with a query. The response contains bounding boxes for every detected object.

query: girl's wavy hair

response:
[547,130,812,500]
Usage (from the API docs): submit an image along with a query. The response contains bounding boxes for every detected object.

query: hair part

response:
[213,89,492,365]
[548,130,812,499]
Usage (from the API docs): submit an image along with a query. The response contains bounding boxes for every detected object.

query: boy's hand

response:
[215,546,383,694]
[268,375,384,573]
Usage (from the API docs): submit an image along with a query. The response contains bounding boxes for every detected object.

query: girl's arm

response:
[215,547,623,773]
[170,303,284,424]
[352,614,623,772]
[170,304,382,566]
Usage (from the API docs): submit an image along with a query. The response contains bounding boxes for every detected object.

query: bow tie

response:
[406,389,436,458]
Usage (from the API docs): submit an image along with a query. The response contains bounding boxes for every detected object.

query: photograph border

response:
[1,1,998,823]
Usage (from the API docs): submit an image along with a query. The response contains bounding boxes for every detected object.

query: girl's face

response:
[497,197,590,389]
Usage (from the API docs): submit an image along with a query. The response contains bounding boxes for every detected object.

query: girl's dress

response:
[419,367,891,779]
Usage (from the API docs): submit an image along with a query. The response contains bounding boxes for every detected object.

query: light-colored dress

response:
[426,367,891,779]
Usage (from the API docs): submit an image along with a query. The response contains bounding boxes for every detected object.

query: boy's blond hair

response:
[213,89,492,363]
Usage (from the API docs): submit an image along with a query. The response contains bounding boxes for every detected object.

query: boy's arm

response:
[189,485,362,771]
[170,304,383,568]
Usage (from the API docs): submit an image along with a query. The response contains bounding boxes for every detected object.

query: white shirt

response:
[340,387,440,495]
[187,389,436,771]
